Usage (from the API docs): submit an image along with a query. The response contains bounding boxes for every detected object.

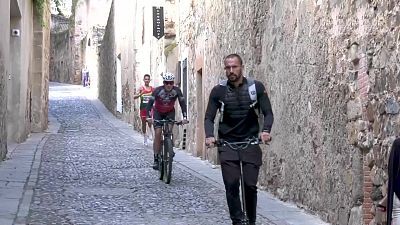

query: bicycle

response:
[215,137,263,225]
[154,118,186,184]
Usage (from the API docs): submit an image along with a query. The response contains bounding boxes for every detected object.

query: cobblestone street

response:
[26,83,275,225]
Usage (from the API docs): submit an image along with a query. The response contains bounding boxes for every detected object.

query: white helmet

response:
[162,72,175,81]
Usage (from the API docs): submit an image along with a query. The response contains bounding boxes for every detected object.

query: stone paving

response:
[26,83,275,225]
[0,83,330,225]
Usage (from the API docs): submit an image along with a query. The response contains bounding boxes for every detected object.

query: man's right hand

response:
[205,137,216,147]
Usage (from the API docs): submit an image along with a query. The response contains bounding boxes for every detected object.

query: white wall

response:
[0,0,11,159]
[7,0,34,142]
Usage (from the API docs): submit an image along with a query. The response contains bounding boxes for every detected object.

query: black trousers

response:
[219,145,261,224]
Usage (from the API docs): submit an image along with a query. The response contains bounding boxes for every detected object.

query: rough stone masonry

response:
[177,1,400,224]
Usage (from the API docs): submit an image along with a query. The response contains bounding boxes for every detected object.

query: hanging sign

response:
[152,7,164,40]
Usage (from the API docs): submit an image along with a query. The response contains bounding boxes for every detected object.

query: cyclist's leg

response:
[153,127,162,155]
[152,110,163,170]
[165,110,176,154]
[220,149,243,224]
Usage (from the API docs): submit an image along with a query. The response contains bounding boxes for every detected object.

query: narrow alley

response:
[30,83,265,224]
[0,83,329,225]
[3,1,400,225]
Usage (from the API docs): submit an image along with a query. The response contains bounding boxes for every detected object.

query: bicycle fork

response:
[238,152,249,225]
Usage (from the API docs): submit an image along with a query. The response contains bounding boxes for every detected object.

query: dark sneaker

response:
[152,160,159,170]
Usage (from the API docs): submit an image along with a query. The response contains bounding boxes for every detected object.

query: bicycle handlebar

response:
[215,137,263,150]
[153,119,188,125]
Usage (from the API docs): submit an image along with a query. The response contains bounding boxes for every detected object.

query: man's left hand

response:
[146,118,153,124]
[181,119,189,124]
[260,132,271,144]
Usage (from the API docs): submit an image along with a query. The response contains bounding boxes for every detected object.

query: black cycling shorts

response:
[153,109,175,128]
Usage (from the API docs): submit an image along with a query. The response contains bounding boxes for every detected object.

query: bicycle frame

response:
[161,120,174,138]
[154,119,182,184]
[155,119,181,136]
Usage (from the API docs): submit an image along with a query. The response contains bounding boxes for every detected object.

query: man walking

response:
[204,54,274,225]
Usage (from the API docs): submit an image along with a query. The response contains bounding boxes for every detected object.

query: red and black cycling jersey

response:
[146,86,187,117]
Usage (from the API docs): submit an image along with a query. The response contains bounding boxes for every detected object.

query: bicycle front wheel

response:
[163,138,173,184]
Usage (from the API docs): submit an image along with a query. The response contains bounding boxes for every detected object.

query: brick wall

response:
[364,158,373,225]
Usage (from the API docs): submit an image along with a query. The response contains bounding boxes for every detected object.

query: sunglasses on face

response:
[164,81,174,85]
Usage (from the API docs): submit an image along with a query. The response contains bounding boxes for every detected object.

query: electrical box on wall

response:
[11,29,20,37]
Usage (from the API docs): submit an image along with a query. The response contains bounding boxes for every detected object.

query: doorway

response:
[195,68,205,159]
[116,55,122,113]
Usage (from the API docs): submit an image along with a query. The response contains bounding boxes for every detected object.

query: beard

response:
[227,73,239,82]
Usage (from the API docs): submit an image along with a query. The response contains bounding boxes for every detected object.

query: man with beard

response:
[204,54,274,225]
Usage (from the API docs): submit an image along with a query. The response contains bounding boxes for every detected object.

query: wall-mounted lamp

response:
[11,29,20,37]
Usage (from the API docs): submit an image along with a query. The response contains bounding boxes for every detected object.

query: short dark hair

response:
[224,54,243,65]
[143,74,150,79]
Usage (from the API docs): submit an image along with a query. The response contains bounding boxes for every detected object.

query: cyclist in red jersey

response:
[134,74,154,146]
[146,72,188,170]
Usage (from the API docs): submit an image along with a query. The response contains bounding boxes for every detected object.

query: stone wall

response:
[173,0,206,161]
[0,48,6,160]
[71,0,90,85]
[0,0,50,154]
[31,0,50,132]
[98,1,116,113]
[50,15,74,84]
[178,0,400,224]
[0,1,10,160]
[98,0,138,118]
[113,0,137,125]
[7,0,32,143]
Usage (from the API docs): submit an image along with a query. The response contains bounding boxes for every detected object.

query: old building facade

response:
[0,0,50,160]
[175,1,400,225]
[50,14,74,84]
[98,0,171,129]
[50,0,109,92]
[96,0,400,224]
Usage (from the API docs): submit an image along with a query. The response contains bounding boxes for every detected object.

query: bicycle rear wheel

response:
[163,138,173,184]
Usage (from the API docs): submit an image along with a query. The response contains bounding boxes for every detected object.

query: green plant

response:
[53,0,64,16]
[69,0,80,29]
[164,42,177,56]
[33,0,47,26]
